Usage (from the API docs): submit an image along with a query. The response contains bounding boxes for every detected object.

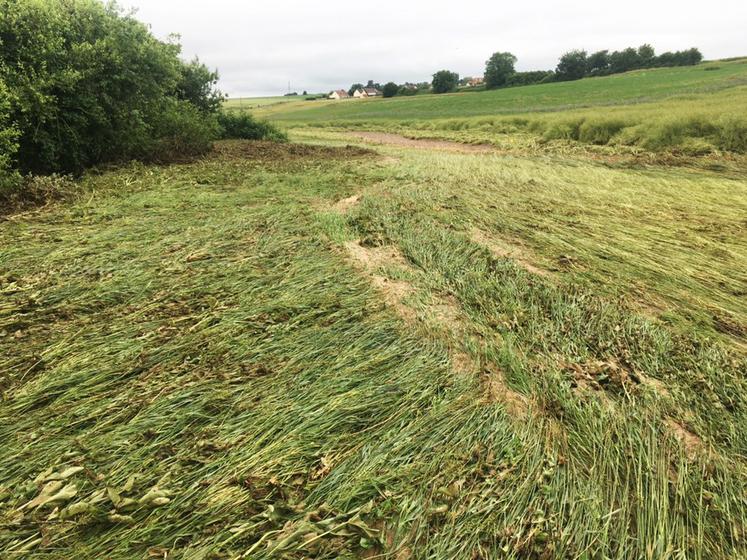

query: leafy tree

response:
[348,83,364,96]
[609,48,641,73]
[637,44,656,66]
[682,48,703,65]
[382,82,398,98]
[555,50,588,81]
[176,58,225,114]
[484,52,517,88]
[431,70,459,94]
[586,50,610,75]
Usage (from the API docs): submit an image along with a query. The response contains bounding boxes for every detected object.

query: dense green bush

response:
[505,71,554,87]
[1,0,193,174]
[0,79,20,192]
[216,112,287,142]
[176,58,225,114]
[0,0,265,184]
[147,100,221,163]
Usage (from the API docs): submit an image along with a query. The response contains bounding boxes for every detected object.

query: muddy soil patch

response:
[665,418,703,458]
[483,362,530,417]
[332,194,362,213]
[344,241,416,321]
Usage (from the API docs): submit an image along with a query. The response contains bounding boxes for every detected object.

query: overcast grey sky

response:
[123,1,747,98]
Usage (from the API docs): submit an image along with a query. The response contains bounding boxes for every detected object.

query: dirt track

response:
[347,131,495,153]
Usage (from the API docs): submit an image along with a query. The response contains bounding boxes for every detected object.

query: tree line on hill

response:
[367,44,704,97]
[0,0,283,205]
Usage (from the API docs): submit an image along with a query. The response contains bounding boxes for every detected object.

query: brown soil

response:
[348,132,495,154]
[665,418,703,458]
[343,241,416,321]
[483,363,530,417]
[331,194,362,213]
[428,294,465,333]
[470,229,550,277]
[344,240,409,270]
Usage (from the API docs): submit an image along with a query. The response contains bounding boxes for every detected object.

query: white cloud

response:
[123,0,747,97]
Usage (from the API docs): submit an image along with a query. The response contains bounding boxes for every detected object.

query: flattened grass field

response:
[2,60,747,559]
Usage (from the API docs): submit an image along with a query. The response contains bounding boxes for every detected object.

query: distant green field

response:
[260,60,747,123]
[224,95,323,111]
[255,60,747,154]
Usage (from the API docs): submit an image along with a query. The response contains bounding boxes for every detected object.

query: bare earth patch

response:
[344,241,415,321]
[665,418,703,459]
[428,294,464,333]
[332,194,362,213]
[483,363,530,417]
[470,228,550,276]
[349,132,495,154]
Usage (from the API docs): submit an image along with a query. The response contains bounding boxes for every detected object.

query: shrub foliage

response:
[0,0,282,191]
[217,112,288,142]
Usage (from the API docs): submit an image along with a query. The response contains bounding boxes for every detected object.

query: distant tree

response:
[431,70,459,94]
[484,52,517,89]
[609,48,641,73]
[586,50,610,75]
[555,50,588,81]
[366,79,382,90]
[348,83,364,96]
[382,82,398,98]
[637,44,656,66]
[302,90,308,95]
[683,48,703,65]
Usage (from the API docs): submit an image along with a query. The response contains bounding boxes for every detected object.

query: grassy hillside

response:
[1,136,746,558]
[260,60,747,123]
[223,96,318,111]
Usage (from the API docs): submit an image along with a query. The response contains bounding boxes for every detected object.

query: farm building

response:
[328,89,350,100]
[353,87,383,98]
[468,77,484,87]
